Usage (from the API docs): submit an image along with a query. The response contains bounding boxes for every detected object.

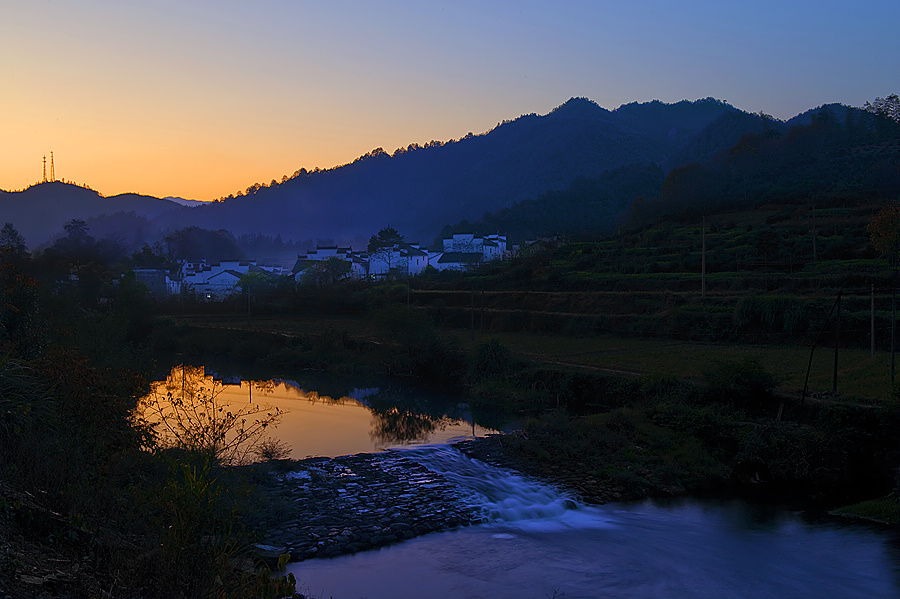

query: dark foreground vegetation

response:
[0,258,300,596]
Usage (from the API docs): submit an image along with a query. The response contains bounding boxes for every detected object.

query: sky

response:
[2,0,898,201]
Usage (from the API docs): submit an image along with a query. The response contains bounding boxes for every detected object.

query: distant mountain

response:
[1,97,799,249]
[159,97,760,247]
[165,196,208,207]
[0,182,186,249]
[645,104,900,220]
[445,103,900,241]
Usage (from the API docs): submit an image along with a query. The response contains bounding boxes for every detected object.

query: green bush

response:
[703,356,779,412]
[467,338,514,381]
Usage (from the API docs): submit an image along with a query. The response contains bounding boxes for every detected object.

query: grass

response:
[467,332,896,401]
[170,312,898,402]
[831,495,900,524]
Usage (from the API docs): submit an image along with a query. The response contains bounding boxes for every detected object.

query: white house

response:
[196,269,244,300]
[405,244,429,276]
[290,233,509,281]
[431,233,508,271]
[368,242,430,279]
[293,246,368,283]
[180,259,278,300]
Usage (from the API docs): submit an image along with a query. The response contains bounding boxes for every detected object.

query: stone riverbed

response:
[252,449,483,562]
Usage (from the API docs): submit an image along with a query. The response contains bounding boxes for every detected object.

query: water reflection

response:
[366,387,458,445]
[138,365,284,464]
[143,366,496,459]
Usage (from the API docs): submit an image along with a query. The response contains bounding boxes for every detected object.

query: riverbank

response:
[159,321,900,529]
[454,435,646,504]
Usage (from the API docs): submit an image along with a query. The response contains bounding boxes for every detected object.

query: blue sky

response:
[2,0,897,199]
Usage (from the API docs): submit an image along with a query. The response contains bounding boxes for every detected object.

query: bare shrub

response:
[252,437,293,462]
[138,366,285,465]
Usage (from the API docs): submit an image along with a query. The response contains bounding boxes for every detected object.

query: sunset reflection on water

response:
[143,366,495,460]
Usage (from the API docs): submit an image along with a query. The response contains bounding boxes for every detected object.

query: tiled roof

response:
[438,252,483,264]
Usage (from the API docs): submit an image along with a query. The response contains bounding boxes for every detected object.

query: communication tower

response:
[42,155,47,183]
[50,151,55,182]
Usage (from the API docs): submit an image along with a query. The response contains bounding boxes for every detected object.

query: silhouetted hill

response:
[0,182,185,248]
[3,97,818,249]
[158,97,763,247]
[646,104,900,220]
[443,104,900,242]
[612,97,746,157]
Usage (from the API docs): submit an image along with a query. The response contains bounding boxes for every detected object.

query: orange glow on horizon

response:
[3,2,896,200]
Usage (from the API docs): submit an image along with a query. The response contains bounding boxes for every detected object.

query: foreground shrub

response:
[703,356,779,413]
[374,305,465,384]
[467,338,514,381]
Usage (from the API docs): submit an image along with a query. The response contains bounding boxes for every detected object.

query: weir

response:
[255,445,585,561]
[401,445,581,524]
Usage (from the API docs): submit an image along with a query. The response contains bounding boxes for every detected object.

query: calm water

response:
[144,365,497,459]
[288,446,900,599]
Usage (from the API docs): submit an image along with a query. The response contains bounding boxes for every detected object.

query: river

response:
[146,366,900,598]
[288,445,900,599]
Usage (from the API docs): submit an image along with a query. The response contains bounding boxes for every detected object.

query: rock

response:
[249,451,481,564]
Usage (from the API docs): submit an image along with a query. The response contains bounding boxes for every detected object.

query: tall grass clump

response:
[703,356,780,414]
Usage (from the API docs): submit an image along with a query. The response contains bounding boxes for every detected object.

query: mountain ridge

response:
[0,97,851,249]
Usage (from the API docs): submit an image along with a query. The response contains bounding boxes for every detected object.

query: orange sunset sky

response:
[2,1,897,201]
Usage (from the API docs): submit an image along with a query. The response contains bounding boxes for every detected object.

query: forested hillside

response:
[448,103,900,242]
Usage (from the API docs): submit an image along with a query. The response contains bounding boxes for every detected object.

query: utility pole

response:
[872,284,876,357]
[833,291,842,393]
[701,215,707,297]
[470,282,475,343]
[812,200,817,263]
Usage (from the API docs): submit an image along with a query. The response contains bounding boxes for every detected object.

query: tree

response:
[868,203,900,267]
[0,222,26,255]
[368,226,405,278]
[864,94,900,123]
[131,243,171,269]
[236,270,273,322]
[63,218,91,245]
[163,227,244,262]
[0,223,27,267]
[51,218,98,266]
[303,257,350,286]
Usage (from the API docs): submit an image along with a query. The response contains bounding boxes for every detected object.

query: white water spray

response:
[398,445,615,531]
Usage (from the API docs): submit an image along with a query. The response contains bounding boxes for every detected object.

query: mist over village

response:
[3,1,900,598]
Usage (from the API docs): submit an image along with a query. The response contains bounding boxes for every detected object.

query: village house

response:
[292,246,368,282]
[293,234,510,282]
[133,268,180,298]
[127,232,511,300]
[429,233,508,271]
[368,242,429,279]
[179,259,282,300]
